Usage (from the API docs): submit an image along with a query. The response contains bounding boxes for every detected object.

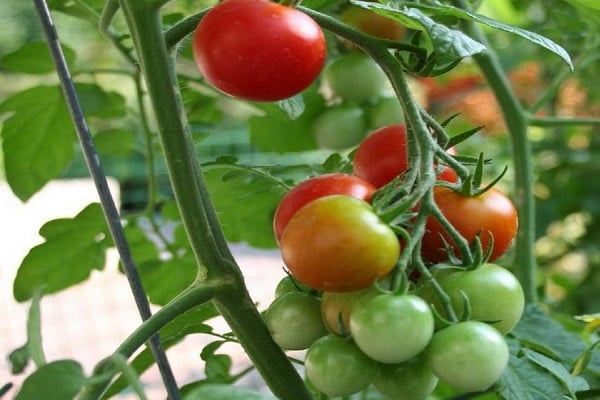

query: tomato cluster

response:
[265,265,521,398]
[192,0,326,102]
[266,122,523,398]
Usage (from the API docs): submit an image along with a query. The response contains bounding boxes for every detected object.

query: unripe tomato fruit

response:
[192,0,326,102]
[425,321,509,392]
[349,294,434,364]
[323,53,387,103]
[374,355,439,400]
[420,263,524,334]
[421,186,518,263]
[264,291,328,350]
[273,173,376,244]
[312,106,368,150]
[320,288,377,336]
[305,335,379,398]
[280,195,400,292]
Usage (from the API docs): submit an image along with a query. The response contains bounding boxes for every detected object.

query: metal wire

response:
[31,1,181,398]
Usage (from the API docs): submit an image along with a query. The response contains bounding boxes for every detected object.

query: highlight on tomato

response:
[272,173,376,244]
[192,0,326,102]
[421,186,518,263]
[280,195,400,292]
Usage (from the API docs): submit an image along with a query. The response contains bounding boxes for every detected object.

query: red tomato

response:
[421,186,518,263]
[353,124,409,188]
[192,0,326,102]
[273,173,376,244]
[353,124,457,188]
[280,195,400,292]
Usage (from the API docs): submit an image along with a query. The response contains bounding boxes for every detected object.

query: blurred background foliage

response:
[1,0,599,317]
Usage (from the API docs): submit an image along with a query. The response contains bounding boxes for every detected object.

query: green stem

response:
[113,1,313,399]
[528,116,600,127]
[456,4,537,303]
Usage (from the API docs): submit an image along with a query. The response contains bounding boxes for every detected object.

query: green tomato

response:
[420,263,525,334]
[349,294,434,364]
[273,275,310,298]
[264,291,327,350]
[312,106,367,150]
[374,355,439,400]
[323,53,387,103]
[305,335,379,397]
[368,96,405,129]
[425,321,509,392]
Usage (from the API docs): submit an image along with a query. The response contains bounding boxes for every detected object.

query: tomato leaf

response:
[379,1,574,70]
[12,203,111,302]
[521,348,589,396]
[14,360,86,400]
[353,3,486,66]
[0,84,126,201]
[202,164,288,248]
[0,41,76,74]
[248,86,325,153]
[183,384,277,400]
[93,128,137,157]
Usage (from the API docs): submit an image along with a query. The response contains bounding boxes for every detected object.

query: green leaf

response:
[276,95,305,120]
[13,203,111,302]
[47,0,105,19]
[14,360,86,400]
[355,3,486,66]
[383,1,574,70]
[496,348,568,400]
[248,86,325,153]
[0,85,75,201]
[94,128,137,157]
[522,348,589,396]
[102,304,218,399]
[183,384,277,400]
[203,165,288,248]
[0,84,127,201]
[0,41,76,74]
[138,258,199,306]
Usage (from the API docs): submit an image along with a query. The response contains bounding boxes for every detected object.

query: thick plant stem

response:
[458,20,538,303]
[114,1,312,399]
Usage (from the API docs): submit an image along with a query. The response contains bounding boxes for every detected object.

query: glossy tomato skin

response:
[353,124,408,188]
[420,264,525,334]
[305,335,379,398]
[421,186,518,263]
[280,195,400,292]
[374,355,439,400]
[349,294,434,364]
[192,0,326,102]
[265,291,328,350]
[425,321,509,392]
[273,173,376,244]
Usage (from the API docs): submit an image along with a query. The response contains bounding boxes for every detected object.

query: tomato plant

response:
[192,0,326,101]
[264,291,328,350]
[323,52,387,103]
[304,334,379,398]
[272,173,376,244]
[367,96,405,129]
[320,288,377,336]
[425,321,509,392]
[421,186,518,263]
[349,294,434,364]
[312,105,367,150]
[373,355,439,400]
[280,195,400,291]
[420,263,525,334]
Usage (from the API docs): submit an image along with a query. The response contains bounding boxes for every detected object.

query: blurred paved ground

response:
[0,179,286,399]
